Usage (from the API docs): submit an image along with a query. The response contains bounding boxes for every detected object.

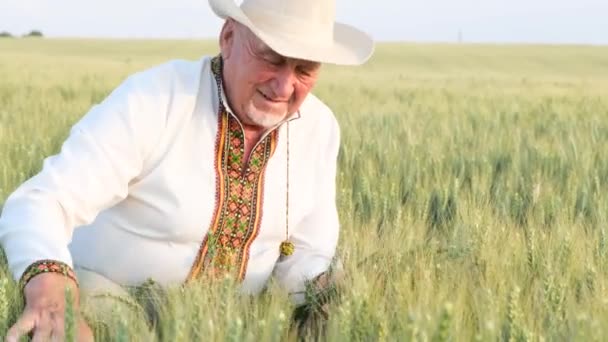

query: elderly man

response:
[0,0,373,340]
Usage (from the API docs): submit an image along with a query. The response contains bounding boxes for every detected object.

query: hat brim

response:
[209,0,374,65]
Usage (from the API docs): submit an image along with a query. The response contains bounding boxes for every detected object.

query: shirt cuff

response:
[19,259,79,292]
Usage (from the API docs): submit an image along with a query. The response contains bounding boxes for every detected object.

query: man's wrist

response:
[19,259,79,292]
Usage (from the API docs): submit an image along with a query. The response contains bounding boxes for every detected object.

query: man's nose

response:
[271,66,296,100]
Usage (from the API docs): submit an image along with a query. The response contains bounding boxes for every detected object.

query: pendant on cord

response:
[280,240,295,256]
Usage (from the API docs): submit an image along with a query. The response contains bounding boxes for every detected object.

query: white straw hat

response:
[209,0,374,65]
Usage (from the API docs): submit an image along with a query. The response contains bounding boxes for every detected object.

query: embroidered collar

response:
[187,55,292,282]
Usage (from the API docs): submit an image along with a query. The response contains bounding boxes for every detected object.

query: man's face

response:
[220,20,321,129]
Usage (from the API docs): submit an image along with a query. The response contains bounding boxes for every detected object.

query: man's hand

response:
[6,273,93,342]
[310,269,343,318]
[292,268,344,338]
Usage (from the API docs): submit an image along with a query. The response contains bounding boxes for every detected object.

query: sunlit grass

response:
[1,38,608,340]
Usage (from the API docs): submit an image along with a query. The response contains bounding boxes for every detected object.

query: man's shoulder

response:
[299,93,340,137]
[124,57,209,95]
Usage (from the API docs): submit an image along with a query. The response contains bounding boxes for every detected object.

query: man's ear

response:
[219,19,236,59]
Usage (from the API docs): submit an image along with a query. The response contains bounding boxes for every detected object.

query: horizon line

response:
[1,36,607,47]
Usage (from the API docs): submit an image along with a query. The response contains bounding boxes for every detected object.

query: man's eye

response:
[266,58,282,66]
[297,67,313,77]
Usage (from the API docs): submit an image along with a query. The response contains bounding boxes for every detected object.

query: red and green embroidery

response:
[187,56,278,281]
[20,259,79,291]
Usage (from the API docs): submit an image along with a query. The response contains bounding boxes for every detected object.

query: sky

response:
[1,0,607,44]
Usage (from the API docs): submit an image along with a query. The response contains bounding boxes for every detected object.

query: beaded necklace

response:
[280,122,295,257]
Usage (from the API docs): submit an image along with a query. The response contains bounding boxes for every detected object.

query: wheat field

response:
[1,38,608,340]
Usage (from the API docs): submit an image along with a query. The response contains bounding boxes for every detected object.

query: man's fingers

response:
[30,311,53,342]
[5,310,37,342]
[49,312,66,342]
[50,331,66,342]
